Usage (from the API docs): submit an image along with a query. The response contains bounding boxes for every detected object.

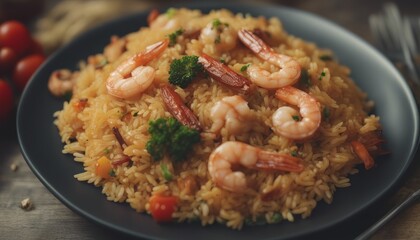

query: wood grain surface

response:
[1,0,419,239]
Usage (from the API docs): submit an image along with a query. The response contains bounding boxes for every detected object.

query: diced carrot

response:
[351,140,374,170]
[73,98,88,112]
[95,156,113,179]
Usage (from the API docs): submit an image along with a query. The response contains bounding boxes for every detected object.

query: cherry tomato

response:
[0,21,32,56]
[13,54,45,91]
[0,47,18,72]
[149,195,178,222]
[0,80,14,121]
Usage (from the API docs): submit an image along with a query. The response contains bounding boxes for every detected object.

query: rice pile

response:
[54,8,382,229]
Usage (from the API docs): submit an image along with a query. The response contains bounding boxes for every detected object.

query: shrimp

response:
[106,39,168,98]
[238,29,301,89]
[272,86,321,140]
[200,19,237,53]
[209,95,253,135]
[208,141,304,193]
[48,69,78,97]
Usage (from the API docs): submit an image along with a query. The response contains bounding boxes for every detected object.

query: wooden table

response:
[1,0,419,239]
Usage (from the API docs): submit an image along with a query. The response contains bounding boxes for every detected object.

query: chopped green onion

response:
[168,28,184,47]
[318,71,326,80]
[292,115,300,121]
[214,35,221,44]
[109,169,116,177]
[300,69,310,86]
[166,8,177,18]
[103,148,111,155]
[220,58,226,64]
[212,18,222,29]
[160,163,173,181]
[271,213,282,223]
[245,216,267,226]
[291,150,298,157]
[240,64,251,72]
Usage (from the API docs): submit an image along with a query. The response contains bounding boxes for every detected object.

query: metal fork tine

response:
[369,15,387,51]
[403,17,417,58]
[383,3,403,50]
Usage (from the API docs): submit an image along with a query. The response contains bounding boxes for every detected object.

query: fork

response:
[355,189,420,240]
[369,3,420,86]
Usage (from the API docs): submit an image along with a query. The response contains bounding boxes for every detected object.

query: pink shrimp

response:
[208,141,304,193]
[209,95,253,135]
[272,86,321,140]
[238,29,301,89]
[106,39,168,98]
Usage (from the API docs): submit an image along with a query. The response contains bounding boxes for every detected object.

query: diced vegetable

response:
[240,63,250,72]
[351,140,374,170]
[168,55,203,88]
[168,28,184,47]
[95,156,113,179]
[299,68,310,86]
[73,98,88,112]
[146,117,200,162]
[160,163,173,181]
[149,195,178,222]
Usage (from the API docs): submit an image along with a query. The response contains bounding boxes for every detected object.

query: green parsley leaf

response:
[318,71,326,80]
[166,8,177,18]
[300,69,310,86]
[160,163,173,181]
[292,115,300,121]
[212,18,222,29]
[168,28,184,47]
[240,64,251,72]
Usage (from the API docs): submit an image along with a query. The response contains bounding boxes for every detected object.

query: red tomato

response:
[0,47,18,72]
[0,80,14,121]
[0,21,32,56]
[13,54,45,91]
[149,195,178,222]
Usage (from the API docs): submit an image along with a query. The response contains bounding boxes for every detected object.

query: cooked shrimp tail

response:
[238,29,301,89]
[208,141,304,192]
[106,39,168,98]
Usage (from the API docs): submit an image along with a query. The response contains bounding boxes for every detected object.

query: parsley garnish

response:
[168,28,184,47]
[240,64,251,72]
[212,18,222,29]
[300,69,310,86]
[318,71,326,80]
[292,115,300,121]
[166,8,177,18]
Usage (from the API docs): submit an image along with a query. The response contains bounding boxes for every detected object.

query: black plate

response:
[17,2,419,240]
